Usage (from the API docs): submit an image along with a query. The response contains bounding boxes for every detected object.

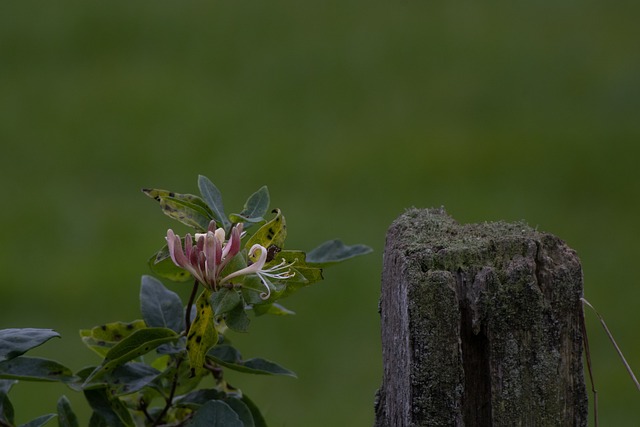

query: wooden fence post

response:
[374,208,588,426]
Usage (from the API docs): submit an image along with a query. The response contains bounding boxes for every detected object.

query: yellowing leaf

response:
[245,209,286,260]
[142,188,213,230]
[79,320,146,357]
[186,290,218,377]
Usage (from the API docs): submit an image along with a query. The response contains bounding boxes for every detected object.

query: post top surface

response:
[389,207,542,252]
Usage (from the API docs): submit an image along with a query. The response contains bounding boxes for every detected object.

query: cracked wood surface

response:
[375,208,588,427]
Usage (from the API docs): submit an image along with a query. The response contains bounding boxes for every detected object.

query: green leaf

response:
[187,289,218,377]
[223,398,255,427]
[240,394,267,427]
[19,414,56,427]
[306,239,373,266]
[65,367,97,392]
[253,302,296,317]
[228,215,264,226]
[0,357,77,383]
[104,363,161,396]
[142,188,213,230]
[198,175,231,231]
[57,395,79,427]
[175,391,255,427]
[229,186,270,226]
[174,388,225,407]
[240,275,268,305]
[148,248,192,282]
[158,355,205,397]
[0,395,13,427]
[210,288,241,317]
[0,328,60,362]
[187,400,243,427]
[253,250,324,301]
[245,209,286,255]
[224,304,250,333]
[140,275,185,333]
[100,328,178,366]
[0,379,16,394]
[207,345,296,377]
[84,388,134,427]
[243,276,285,306]
[272,250,324,286]
[88,412,107,427]
[0,379,16,426]
[80,320,147,357]
[84,328,178,384]
[155,335,187,356]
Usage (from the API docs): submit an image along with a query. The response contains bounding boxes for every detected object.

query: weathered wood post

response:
[375,208,588,426]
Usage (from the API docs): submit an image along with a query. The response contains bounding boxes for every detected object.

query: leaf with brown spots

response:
[187,289,218,378]
[79,320,146,357]
[245,209,287,259]
[0,356,77,383]
[142,188,213,231]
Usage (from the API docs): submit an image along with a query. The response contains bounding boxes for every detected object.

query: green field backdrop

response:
[1,1,639,425]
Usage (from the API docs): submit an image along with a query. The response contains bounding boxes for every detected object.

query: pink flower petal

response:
[223,224,243,260]
[184,233,193,260]
[166,230,189,268]
[204,232,218,281]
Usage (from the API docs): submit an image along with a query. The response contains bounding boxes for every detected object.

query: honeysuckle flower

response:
[220,244,296,299]
[166,220,295,297]
[166,220,243,290]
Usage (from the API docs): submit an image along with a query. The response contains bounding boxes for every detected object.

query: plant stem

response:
[152,357,183,427]
[580,301,598,427]
[185,279,199,335]
[140,398,154,424]
[582,298,640,391]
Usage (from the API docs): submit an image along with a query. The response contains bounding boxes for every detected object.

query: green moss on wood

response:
[376,208,587,427]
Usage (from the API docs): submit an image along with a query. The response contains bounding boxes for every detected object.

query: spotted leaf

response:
[0,356,77,383]
[187,289,218,378]
[245,209,286,259]
[142,188,213,231]
[80,320,146,358]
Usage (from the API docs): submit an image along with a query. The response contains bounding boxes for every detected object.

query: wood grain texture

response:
[375,208,587,427]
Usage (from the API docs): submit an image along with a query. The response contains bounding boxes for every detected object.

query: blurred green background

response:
[1,1,639,425]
